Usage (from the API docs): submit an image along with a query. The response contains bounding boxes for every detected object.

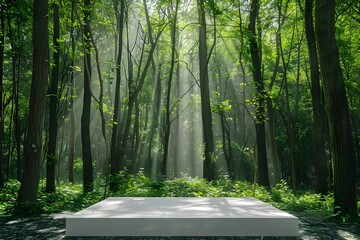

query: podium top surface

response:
[68,197,297,219]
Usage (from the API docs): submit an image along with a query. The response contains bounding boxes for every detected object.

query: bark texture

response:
[197,0,215,180]
[304,0,327,195]
[18,0,49,202]
[46,3,60,193]
[81,0,93,192]
[315,0,357,215]
[248,0,269,187]
[0,3,4,190]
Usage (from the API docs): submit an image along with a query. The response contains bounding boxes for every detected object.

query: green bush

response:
[0,179,21,213]
[161,177,213,197]
[0,175,345,218]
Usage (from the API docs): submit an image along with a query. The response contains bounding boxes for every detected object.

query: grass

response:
[0,172,357,222]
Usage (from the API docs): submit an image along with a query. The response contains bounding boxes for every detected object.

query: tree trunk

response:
[304,0,327,195]
[14,67,21,181]
[81,0,93,192]
[6,0,22,182]
[162,0,179,177]
[110,0,125,177]
[0,2,4,190]
[143,0,161,177]
[266,10,282,185]
[197,0,214,180]
[129,98,141,174]
[315,0,357,216]
[146,66,161,176]
[248,0,269,187]
[18,0,49,203]
[46,3,60,193]
[68,0,76,183]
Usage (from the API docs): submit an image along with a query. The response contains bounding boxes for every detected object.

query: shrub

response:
[0,179,21,213]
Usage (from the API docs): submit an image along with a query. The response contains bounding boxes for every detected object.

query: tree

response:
[248,0,269,187]
[197,0,215,180]
[6,0,23,181]
[46,2,60,193]
[303,0,327,195]
[68,0,76,183]
[117,13,165,174]
[0,2,4,190]
[162,0,179,177]
[277,1,299,192]
[81,0,93,192]
[315,0,357,215]
[110,0,125,178]
[17,0,49,203]
[142,0,162,177]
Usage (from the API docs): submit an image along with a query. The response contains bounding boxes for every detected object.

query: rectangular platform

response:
[66,197,298,237]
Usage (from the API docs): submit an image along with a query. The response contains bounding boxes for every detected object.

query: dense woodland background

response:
[0,0,359,216]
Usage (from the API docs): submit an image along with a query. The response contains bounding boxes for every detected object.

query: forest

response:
[0,0,360,222]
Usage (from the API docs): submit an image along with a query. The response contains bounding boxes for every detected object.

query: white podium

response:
[66,197,298,237]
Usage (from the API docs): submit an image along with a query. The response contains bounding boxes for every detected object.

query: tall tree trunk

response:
[237,0,248,181]
[6,3,22,181]
[143,0,160,177]
[0,2,4,190]
[82,0,93,192]
[130,98,140,174]
[110,0,125,178]
[117,16,134,171]
[315,0,357,216]
[88,23,109,173]
[162,0,179,177]
[197,0,214,180]
[266,7,283,185]
[14,59,21,181]
[17,0,49,203]
[146,66,161,176]
[5,0,14,180]
[304,0,327,195]
[46,3,60,193]
[68,0,76,183]
[248,0,269,187]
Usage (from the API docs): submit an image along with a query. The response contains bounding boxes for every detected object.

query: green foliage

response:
[161,177,213,197]
[37,182,102,213]
[1,176,355,219]
[0,179,102,215]
[0,179,21,213]
[271,180,333,215]
[109,171,165,197]
[211,99,232,115]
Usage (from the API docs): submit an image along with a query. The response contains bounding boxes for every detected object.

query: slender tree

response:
[248,0,269,187]
[315,0,357,215]
[68,0,76,183]
[0,2,4,190]
[110,0,125,177]
[304,0,327,195]
[46,2,60,193]
[197,0,215,180]
[278,2,298,192]
[82,0,93,192]
[17,0,49,203]
[162,0,179,176]
[6,0,22,181]
[143,0,161,177]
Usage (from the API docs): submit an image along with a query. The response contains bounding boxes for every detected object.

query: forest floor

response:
[0,211,359,240]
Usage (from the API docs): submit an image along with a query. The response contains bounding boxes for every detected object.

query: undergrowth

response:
[0,172,356,220]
